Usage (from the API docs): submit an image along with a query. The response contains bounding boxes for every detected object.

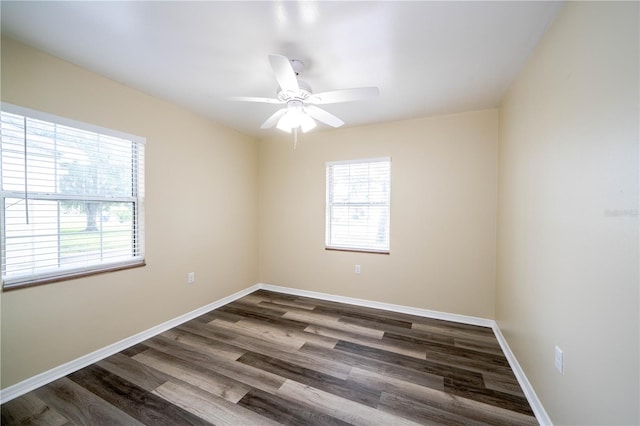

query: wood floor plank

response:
[191,308,246,324]
[140,340,287,394]
[335,340,487,388]
[279,307,344,325]
[482,371,527,397]
[217,301,311,329]
[160,327,246,361]
[33,377,145,426]
[454,337,506,356]
[348,367,538,426]
[286,293,486,334]
[383,331,511,369]
[142,333,242,368]
[238,388,352,426]
[1,289,538,425]
[304,322,383,342]
[269,293,385,316]
[232,292,274,306]
[177,319,353,380]
[250,292,320,311]
[314,305,415,329]
[132,349,252,403]
[412,321,499,343]
[96,352,169,392]
[236,351,381,408]
[207,318,317,350]
[239,300,290,316]
[252,289,301,301]
[410,316,497,335]
[200,328,353,380]
[262,297,319,311]
[234,317,340,348]
[67,364,207,425]
[298,342,446,391]
[418,347,515,377]
[276,379,423,426]
[305,323,426,358]
[305,320,384,340]
[153,380,280,426]
[444,377,535,416]
[0,392,68,426]
[121,343,151,357]
[378,391,488,426]
[333,314,461,348]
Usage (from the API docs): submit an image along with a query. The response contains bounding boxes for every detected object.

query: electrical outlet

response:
[355,264,361,274]
[555,346,563,374]
[188,272,195,284]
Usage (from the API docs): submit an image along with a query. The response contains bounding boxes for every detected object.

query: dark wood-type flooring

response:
[1,289,538,425]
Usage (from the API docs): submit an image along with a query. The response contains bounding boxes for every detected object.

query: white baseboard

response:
[1,281,550,426]
[492,324,552,425]
[0,283,261,404]
[257,282,494,328]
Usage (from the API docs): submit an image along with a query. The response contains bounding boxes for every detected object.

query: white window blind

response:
[1,103,145,289]
[326,157,391,253]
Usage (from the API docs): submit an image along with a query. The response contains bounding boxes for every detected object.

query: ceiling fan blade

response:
[307,87,379,105]
[305,105,344,128]
[268,54,299,94]
[261,108,287,129]
[228,96,283,104]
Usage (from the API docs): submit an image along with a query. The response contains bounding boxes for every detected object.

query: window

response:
[326,157,391,253]
[1,103,145,289]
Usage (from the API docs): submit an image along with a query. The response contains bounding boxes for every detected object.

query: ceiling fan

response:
[230,54,379,135]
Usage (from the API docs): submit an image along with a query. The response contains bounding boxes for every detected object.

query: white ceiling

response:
[1,1,563,138]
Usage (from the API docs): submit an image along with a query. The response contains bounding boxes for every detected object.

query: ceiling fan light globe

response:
[276,119,293,133]
[281,107,305,128]
[300,113,316,133]
[277,110,297,133]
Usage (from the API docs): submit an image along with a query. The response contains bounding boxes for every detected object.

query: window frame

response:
[325,157,391,254]
[1,102,146,290]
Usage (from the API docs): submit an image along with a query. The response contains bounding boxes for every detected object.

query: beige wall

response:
[0,38,259,388]
[259,110,498,318]
[497,2,639,425]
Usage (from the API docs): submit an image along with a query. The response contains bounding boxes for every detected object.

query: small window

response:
[1,103,145,289]
[326,157,391,253]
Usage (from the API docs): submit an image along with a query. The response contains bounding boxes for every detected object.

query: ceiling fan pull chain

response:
[293,128,298,149]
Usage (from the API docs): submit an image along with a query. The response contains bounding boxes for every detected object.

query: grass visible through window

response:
[60,225,132,255]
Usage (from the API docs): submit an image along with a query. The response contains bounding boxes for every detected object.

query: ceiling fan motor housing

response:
[287,99,304,109]
[278,79,312,101]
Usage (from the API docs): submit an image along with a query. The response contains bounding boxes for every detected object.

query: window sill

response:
[325,247,390,255]
[2,261,146,292]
